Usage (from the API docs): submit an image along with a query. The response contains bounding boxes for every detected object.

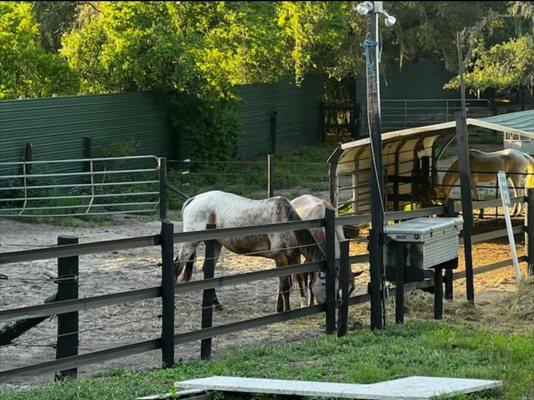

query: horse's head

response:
[310,269,363,304]
[432,185,450,203]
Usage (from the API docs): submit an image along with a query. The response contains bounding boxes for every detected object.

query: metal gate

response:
[0,156,161,218]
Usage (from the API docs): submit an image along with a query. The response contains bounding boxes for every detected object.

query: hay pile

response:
[502,276,534,321]
[347,277,534,332]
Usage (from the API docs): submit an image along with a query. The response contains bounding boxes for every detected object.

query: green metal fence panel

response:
[355,59,456,103]
[0,92,175,165]
[236,75,325,157]
[1,80,324,165]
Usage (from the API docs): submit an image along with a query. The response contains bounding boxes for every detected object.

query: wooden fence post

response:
[55,235,79,381]
[433,267,443,320]
[394,242,406,324]
[318,101,326,142]
[527,189,534,276]
[444,198,455,300]
[329,145,342,207]
[83,136,92,173]
[159,157,167,221]
[24,143,32,175]
[324,208,336,334]
[160,220,174,368]
[454,112,475,303]
[421,156,430,207]
[270,111,277,154]
[200,224,216,360]
[337,240,350,337]
[267,155,274,198]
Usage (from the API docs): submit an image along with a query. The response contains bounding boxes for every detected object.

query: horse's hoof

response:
[300,299,308,308]
[213,304,223,311]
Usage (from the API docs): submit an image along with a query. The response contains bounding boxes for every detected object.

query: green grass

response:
[166,144,335,210]
[3,319,532,400]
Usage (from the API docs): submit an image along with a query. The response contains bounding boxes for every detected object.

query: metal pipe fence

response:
[167,155,329,203]
[0,156,161,218]
[1,153,331,219]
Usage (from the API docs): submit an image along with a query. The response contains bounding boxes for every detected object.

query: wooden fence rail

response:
[0,191,532,383]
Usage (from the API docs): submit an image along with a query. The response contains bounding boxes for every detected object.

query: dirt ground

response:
[0,214,531,386]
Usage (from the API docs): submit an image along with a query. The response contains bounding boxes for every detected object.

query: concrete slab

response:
[175,375,502,400]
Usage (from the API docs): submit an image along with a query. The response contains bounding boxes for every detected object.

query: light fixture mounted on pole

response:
[353,1,395,330]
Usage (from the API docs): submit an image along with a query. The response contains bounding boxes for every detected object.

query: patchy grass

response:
[2,319,532,400]
[166,144,335,209]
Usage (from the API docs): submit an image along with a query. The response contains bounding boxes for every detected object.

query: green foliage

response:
[31,1,79,52]
[94,139,137,167]
[382,2,508,71]
[0,2,78,100]
[96,140,138,159]
[443,2,534,93]
[445,36,534,92]
[58,2,357,160]
[2,320,533,400]
[169,94,240,161]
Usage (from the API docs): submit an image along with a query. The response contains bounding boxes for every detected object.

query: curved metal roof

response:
[333,110,533,214]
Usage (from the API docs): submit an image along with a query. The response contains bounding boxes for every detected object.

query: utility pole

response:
[355,0,396,329]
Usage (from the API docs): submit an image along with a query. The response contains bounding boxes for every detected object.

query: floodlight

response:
[384,12,396,27]
[355,1,374,15]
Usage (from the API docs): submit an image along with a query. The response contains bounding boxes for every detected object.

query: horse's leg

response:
[281,275,292,311]
[274,253,290,312]
[174,242,199,282]
[210,242,224,311]
[294,273,307,308]
[181,251,196,282]
[307,272,315,306]
[510,176,523,215]
[472,185,483,219]
[288,253,306,308]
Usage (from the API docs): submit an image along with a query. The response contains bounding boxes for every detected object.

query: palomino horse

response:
[290,194,362,307]
[173,191,325,312]
[437,149,534,216]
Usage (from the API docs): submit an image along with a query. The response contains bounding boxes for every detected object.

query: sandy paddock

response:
[0,215,530,386]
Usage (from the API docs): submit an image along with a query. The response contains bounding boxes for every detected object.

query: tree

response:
[445,35,533,92]
[0,2,78,100]
[32,1,79,52]
[444,2,533,98]
[381,1,508,70]
[59,1,359,159]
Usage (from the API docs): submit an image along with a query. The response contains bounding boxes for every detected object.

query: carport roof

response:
[338,109,534,156]
[332,109,533,214]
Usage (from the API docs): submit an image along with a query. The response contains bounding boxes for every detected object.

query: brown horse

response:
[291,194,362,307]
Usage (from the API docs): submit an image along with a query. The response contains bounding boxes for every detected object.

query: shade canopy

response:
[332,110,534,214]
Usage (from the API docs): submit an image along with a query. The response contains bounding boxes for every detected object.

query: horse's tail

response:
[181,195,196,215]
[282,199,325,262]
[525,153,534,189]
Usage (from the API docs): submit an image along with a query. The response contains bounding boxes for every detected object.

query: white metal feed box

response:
[384,217,463,270]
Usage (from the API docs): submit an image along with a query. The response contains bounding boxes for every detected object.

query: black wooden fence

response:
[0,192,532,383]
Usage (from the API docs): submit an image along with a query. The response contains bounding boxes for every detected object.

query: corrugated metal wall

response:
[353,59,458,135]
[236,75,324,157]
[0,92,175,164]
[355,59,456,102]
[1,79,325,164]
